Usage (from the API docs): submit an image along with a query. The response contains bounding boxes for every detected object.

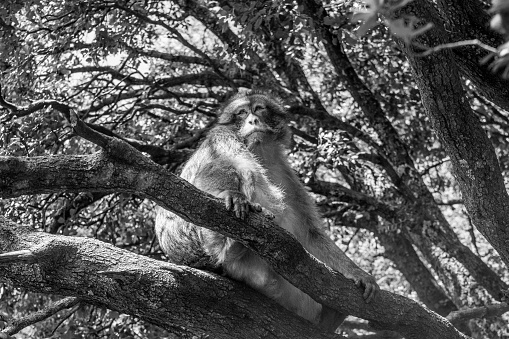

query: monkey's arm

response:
[308,231,379,303]
[194,162,261,220]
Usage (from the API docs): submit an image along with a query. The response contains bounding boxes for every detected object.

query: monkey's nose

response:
[247,114,260,125]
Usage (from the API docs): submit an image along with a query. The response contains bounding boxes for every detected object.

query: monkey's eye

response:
[253,104,265,112]
[236,108,248,116]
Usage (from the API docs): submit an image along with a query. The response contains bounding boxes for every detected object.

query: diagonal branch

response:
[446,303,509,325]
[0,145,469,339]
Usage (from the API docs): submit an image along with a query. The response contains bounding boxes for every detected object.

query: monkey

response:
[155,90,379,331]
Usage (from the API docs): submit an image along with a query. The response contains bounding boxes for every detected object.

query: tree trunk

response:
[402,0,509,272]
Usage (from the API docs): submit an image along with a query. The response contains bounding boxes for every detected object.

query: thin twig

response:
[414,39,498,57]
[2,297,80,336]
[48,304,80,337]
[0,250,35,264]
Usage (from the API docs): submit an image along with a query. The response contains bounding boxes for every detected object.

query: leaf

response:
[491,0,509,13]
[343,32,358,46]
[350,0,383,37]
[352,14,379,37]
[387,17,433,43]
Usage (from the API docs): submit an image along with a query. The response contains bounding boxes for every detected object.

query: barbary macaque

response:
[155,90,379,331]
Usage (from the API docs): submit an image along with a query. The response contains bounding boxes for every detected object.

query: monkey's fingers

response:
[353,277,378,303]
[233,201,241,218]
[233,200,249,220]
[261,207,275,219]
[363,284,376,303]
[360,279,379,303]
[224,196,234,211]
[249,202,263,212]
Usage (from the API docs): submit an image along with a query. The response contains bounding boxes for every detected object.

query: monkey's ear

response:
[216,90,250,125]
[216,92,238,124]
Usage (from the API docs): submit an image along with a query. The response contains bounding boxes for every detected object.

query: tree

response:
[0,0,508,338]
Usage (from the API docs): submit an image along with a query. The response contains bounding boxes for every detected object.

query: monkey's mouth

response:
[244,130,268,147]
[245,130,267,138]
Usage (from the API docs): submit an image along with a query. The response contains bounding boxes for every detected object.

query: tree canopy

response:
[1,0,509,338]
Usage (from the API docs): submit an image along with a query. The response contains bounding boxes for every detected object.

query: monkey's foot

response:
[260,207,275,219]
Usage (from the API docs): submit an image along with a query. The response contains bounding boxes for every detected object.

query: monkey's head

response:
[217,91,291,148]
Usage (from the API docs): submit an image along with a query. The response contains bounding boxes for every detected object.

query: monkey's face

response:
[218,92,290,148]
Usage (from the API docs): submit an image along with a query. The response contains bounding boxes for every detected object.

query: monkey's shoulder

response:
[205,126,246,151]
[187,126,259,167]
[180,143,253,184]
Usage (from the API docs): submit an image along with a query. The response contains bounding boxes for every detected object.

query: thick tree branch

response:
[0,217,338,339]
[0,142,469,339]
[446,303,509,325]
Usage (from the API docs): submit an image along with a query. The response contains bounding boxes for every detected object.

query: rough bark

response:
[0,146,470,339]
[432,0,509,112]
[401,0,509,271]
[0,217,338,339]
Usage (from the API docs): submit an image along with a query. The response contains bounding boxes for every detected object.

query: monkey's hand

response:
[347,268,379,304]
[217,190,262,220]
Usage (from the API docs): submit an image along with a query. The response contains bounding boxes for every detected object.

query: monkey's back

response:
[154,141,213,269]
[154,127,244,270]
[154,208,208,266]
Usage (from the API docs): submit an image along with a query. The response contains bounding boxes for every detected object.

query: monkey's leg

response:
[307,229,379,303]
[319,305,347,332]
[304,229,379,332]
[223,247,322,325]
